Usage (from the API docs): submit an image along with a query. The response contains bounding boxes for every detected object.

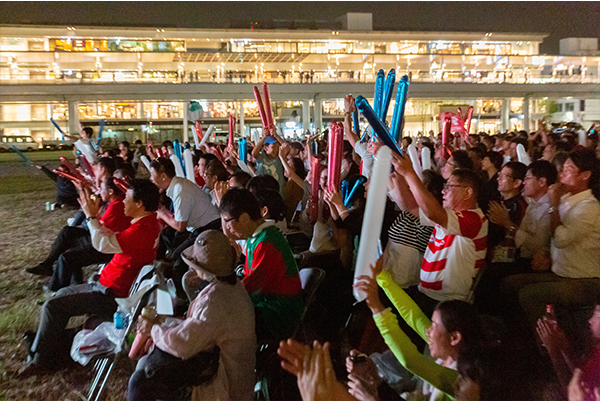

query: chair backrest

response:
[129,264,156,296]
[299,267,325,305]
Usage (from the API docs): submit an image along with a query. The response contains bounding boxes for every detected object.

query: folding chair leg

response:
[93,358,116,401]
[88,358,108,400]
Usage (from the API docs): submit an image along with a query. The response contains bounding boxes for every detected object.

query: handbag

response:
[143,346,220,389]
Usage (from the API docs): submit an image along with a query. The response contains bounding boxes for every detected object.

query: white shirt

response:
[166,177,220,232]
[551,189,600,278]
[515,194,551,259]
[75,138,98,164]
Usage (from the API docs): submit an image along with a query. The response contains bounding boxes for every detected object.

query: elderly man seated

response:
[127,230,256,401]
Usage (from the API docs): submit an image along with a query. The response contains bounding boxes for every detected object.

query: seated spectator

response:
[25,178,132,292]
[94,156,117,189]
[393,155,487,317]
[150,157,221,295]
[219,188,303,341]
[502,149,600,332]
[132,139,146,172]
[350,259,484,401]
[35,164,80,208]
[247,174,280,196]
[440,149,474,180]
[19,179,161,375]
[537,298,600,397]
[229,170,252,189]
[127,230,256,401]
[203,159,229,204]
[255,189,288,234]
[478,151,503,213]
[196,153,219,188]
[486,161,528,262]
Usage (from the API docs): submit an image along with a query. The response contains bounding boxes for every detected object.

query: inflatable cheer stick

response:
[183,148,195,181]
[50,118,66,141]
[381,69,396,123]
[327,122,344,191]
[79,154,96,181]
[140,155,151,171]
[373,69,385,119]
[192,121,202,150]
[200,125,215,147]
[407,144,423,180]
[389,75,410,144]
[344,175,368,209]
[53,169,81,183]
[238,137,248,164]
[352,100,361,137]
[253,87,269,132]
[59,157,86,182]
[353,147,392,302]
[516,144,531,166]
[421,146,432,171]
[213,145,226,165]
[442,116,452,160]
[113,177,131,193]
[10,146,35,167]
[96,119,106,150]
[341,180,350,205]
[262,82,275,129]
[228,115,235,148]
[464,106,474,137]
[308,157,322,224]
[355,96,402,156]
[172,140,185,173]
[169,154,185,178]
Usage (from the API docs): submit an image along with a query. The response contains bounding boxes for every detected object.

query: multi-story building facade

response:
[1,14,599,146]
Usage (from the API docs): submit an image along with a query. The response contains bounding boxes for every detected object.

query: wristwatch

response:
[85,216,97,223]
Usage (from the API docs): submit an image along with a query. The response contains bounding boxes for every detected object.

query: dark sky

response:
[1,2,599,54]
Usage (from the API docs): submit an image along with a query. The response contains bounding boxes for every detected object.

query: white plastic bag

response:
[70,322,120,365]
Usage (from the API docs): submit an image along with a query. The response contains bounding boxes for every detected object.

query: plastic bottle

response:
[128,305,158,360]
[114,306,130,331]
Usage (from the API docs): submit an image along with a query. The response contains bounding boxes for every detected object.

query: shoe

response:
[16,362,53,378]
[22,331,36,357]
[25,264,53,277]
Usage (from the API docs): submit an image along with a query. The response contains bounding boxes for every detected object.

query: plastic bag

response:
[70,322,120,365]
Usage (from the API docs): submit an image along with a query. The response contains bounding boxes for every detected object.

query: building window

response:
[565,103,575,112]
[580,100,585,112]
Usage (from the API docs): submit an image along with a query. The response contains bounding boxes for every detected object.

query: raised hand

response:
[353,259,385,315]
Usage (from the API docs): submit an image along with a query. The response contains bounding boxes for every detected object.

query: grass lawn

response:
[0,155,129,401]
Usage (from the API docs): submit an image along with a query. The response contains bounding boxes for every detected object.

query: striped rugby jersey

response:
[418,208,488,302]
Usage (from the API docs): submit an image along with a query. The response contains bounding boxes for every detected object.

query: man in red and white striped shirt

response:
[393,156,488,316]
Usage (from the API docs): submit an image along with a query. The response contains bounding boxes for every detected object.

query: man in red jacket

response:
[19,179,161,376]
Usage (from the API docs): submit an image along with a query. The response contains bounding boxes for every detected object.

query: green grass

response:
[0,149,74,163]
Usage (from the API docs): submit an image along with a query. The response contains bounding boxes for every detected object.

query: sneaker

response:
[22,331,36,357]
[25,264,53,277]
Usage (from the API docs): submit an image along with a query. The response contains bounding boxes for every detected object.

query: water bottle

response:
[114,307,130,330]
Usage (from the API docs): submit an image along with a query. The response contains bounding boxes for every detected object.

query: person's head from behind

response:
[181,229,238,284]
[247,174,280,195]
[219,188,262,240]
[561,148,599,195]
[497,161,527,199]
[149,157,176,190]
[255,189,287,222]
[81,126,93,139]
[427,300,483,362]
[467,134,480,148]
[289,157,308,180]
[198,153,219,178]
[114,163,136,182]
[468,147,485,171]
[263,136,280,158]
[443,169,481,210]
[124,179,160,217]
[289,141,304,158]
[134,139,143,147]
[100,177,126,203]
[203,160,228,191]
[96,156,117,179]
[229,170,252,189]
[442,150,474,180]
[422,169,445,206]
[523,160,557,200]
[481,151,503,174]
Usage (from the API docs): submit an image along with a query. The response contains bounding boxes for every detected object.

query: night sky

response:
[1,2,599,54]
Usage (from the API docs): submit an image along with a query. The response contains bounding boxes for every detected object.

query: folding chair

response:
[86,264,158,401]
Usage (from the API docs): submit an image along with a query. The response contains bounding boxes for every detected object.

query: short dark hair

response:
[570,148,600,196]
[451,150,474,170]
[230,171,252,188]
[485,151,503,171]
[150,157,176,178]
[502,161,527,182]
[511,137,528,150]
[82,127,94,137]
[219,188,262,221]
[452,168,482,199]
[130,179,160,212]
[528,160,557,186]
[135,139,142,145]
[402,136,413,145]
[205,159,229,181]
[199,152,219,165]
[255,189,287,222]
[468,146,485,161]
[552,151,569,171]
[247,174,280,194]
[422,170,445,206]
[98,156,117,176]
[290,141,304,152]
[120,140,130,149]
[162,140,173,149]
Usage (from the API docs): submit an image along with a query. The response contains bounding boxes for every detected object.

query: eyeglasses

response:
[499,172,514,179]
[443,184,467,190]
